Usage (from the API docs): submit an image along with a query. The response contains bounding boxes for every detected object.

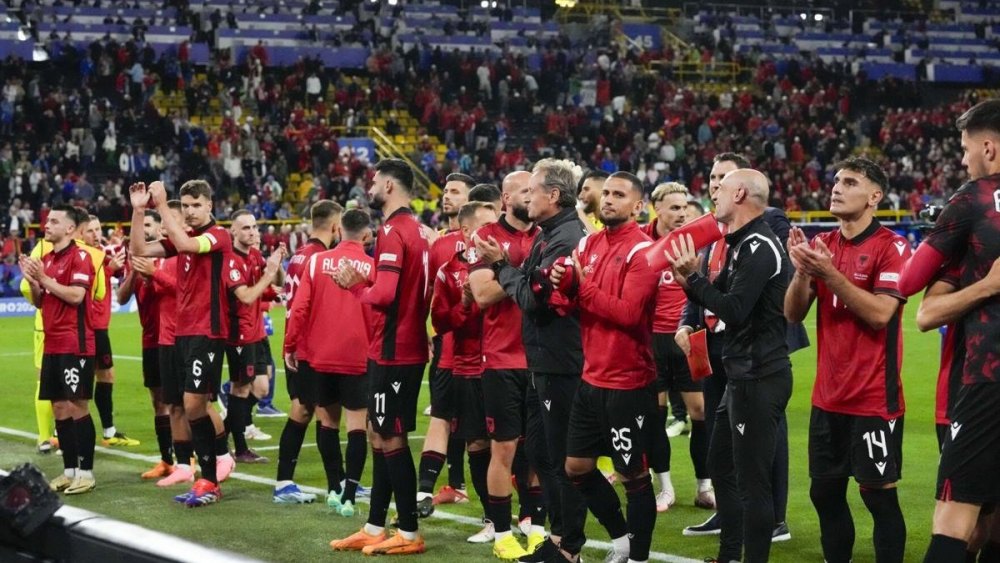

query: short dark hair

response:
[607,171,643,195]
[686,200,705,215]
[714,152,751,169]
[310,200,343,229]
[374,158,414,194]
[341,209,371,237]
[51,204,80,226]
[179,179,213,200]
[835,156,889,192]
[230,209,254,222]
[144,209,162,223]
[578,169,610,193]
[956,99,1000,136]
[469,183,502,205]
[69,206,90,226]
[445,173,476,191]
[167,200,182,211]
[458,201,496,225]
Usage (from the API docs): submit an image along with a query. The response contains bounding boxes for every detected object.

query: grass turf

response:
[0,301,942,562]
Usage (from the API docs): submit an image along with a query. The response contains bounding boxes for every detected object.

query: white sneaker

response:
[665,418,687,438]
[656,488,676,512]
[518,516,532,536]
[244,425,272,441]
[467,520,495,543]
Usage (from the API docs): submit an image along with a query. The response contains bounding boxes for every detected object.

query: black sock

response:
[368,448,392,527]
[690,419,708,479]
[317,423,343,493]
[625,474,656,562]
[489,494,514,533]
[154,415,173,464]
[468,447,491,517]
[649,405,671,473]
[810,478,855,563]
[572,468,627,539]
[385,445,419,532]
[276,418,308,482]
[860,487,906,563]
[55,417,78,471]
[228,395,249,454]
[94,382,114,431]
[342,429,367,503]
[446,435,466,490]
[246,394,259,421]
[925,535,968,563]
[215,430,230,456]
[527,485,547,528]
[76,415,96,471]
[980,543,1000,563]
[418,450,446,494]
[191,416,217,483]
[174,440,194,466]
[512,437,530,520]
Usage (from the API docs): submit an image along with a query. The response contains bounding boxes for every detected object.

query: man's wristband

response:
[686,272,704,286]
[491,259,508,275]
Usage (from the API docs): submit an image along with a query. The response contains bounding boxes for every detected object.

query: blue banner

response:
[0,296,137,318]
[621,23,663,50]
[338,138,377,162]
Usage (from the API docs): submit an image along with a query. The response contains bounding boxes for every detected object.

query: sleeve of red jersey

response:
[151,259,176,293]
[284,255,315,353]
[69,249,96,289]
[224,256,248,294]
[872,235,912,301]
[159,237,178,258]
[899,185,975,295]
[431,267,477,334]
[351,230,403,309]
[577,242,658,330]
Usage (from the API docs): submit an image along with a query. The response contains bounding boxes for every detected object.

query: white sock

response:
[697,478,713,492]
[495,530,512,541]
[530,525,546,536]
[276,480,293,489]
[398,529,418,541]
[417,491,433,502]
[63,468,76,478]
[612,534,629,555]
[103,426,117,439]
[363,523,384,536]
[77,469,93,479]
[657,471,673,492]
[627,559,648,563]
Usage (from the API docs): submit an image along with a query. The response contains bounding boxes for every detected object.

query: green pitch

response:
[0,301,942,562]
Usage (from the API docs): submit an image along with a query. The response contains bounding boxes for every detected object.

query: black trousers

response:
[530,372,588,554]
[709,369,792,563]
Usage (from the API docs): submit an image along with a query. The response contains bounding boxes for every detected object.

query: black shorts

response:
[294,360,369,410]
[566,380,658,476]
[430,368,455,420]
[808,407,904,487]
[937,383,1000,504]
[95,329,113,370]
[451,376,488,441]
[653,332,700,393]
[159,345,184,405]
[176,336,224,396]
[39,354,95,401]
[482,369,529,441]
[226,341,269,384]
[368,361,424,435]
[142,347,160,388]
[260,336,274,367]
[936,423,947,453]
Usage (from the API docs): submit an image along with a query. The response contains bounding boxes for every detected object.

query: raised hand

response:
[129,182,150,209]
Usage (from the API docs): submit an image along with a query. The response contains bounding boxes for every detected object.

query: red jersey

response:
[642,221,686,334]
[225,247,268,345]
[432,250,483,377]
[152,257,178,346]
[283,237,328,320]
[350,207,430,365]
[811,220,910,419]
[161,222,232,340]
[430,230,467,370]
[469,215,539,370]
[41,241,96,355]
[573,223,657,390]
[933,265,963,425]
[286,240,372,374]
[132,258,161,349]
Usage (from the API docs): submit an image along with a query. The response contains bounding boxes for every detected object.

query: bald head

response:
[715,168,769,225]
[502,170,531,195]
[722,169,769,206]
[502,170,532,223]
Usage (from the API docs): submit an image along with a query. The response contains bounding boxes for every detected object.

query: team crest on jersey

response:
[466,247,479,263]
[230,269,241,282]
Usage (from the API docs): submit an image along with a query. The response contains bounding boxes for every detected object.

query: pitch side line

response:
[0,426,701,563]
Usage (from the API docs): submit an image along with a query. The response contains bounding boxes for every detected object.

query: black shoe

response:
[772,521,791,542]
[684,512,722,536]
[416,495,435,518]
[518,538,560,562]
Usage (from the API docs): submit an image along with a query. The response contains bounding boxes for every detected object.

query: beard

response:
[511,204,531,223]
[600,212,628,228]
[145,234,157,242]
[369,193,386,210]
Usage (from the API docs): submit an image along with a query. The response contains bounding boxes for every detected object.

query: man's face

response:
[460,207,499,244]
[181,195,212,228]
[81,219,101,247]
[598,177,641,228]
[526,172,556,222]
[441,181,470,218]
[505,176,532,223]
[578,177,604,215]
[960,129,995,181]
[231,214,258,248]
[714,175,739,223]
[709,160,739,208]
[142,216,160,242]
[368,171,389,210]
[654,193,688,232]
[830,169,880,219]
[686,202,703,220]
[43,210,74,243]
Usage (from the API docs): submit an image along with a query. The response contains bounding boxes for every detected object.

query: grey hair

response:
[532,158,580,209]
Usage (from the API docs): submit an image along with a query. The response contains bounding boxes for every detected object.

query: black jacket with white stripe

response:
[684,214,791,381]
